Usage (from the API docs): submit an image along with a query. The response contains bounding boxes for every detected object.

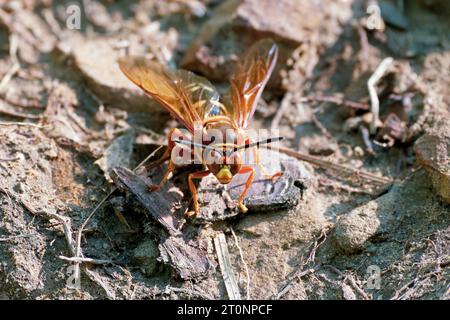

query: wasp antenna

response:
[243,136,284,150]
[172,139,219,152]
[227,136,284,156]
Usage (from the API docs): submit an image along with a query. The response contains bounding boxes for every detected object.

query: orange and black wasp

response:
[119,39,282,216]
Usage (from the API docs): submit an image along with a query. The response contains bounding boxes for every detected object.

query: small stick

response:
[360,125,374,155]
[84,267,116,300]
[0,34,19,93]
[214,233,242,300]
[346,274,370,300]
[0,156,21,162]
[0,121,48,129]
[58,256,113,265]
[325,265,370,300]
[368,57,394,134]
[230,227,251,300]
[0,106,41,119]
[311,112,333,140]
[274,268,316,299]
[1,96,43,109]
[300,95,369,110]
[0,63,19,93]
[271,93,292,130]
[273,228,331,299]
[47,212,77,257]
[0,234,33,242]
[390,270,440,300]
[318,178,374,195]
[279,146,392,185]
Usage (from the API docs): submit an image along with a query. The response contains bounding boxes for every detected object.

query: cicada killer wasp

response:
[119,39,283,216]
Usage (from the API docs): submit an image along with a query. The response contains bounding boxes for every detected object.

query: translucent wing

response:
[118,57,221,132]
[230,39,278,128]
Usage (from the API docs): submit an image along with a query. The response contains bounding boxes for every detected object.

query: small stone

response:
[414,118,450,203]
[332,188,398,254]
[94,129,135,182]
[132,239,159,276]
[70,36,160,113]
[159,236,214,280]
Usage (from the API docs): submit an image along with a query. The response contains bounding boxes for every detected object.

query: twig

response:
[0,121,48,129]
[273,227,331,299]
[360,125,374,155]
[0,96,43,109]
[368,57,394,134]
[346,274,370,300]
[47,212,77,257]
[273,267,317,300]
[0,63,19,93]
[214,233,242,300]
[0,156,21,162]
[311,112,333,140]
[0,34,19,93]
[318,178,375,195]
[279,146,392,185]
[0,234,33,242]
[271,93,292,130]
[0,105,41,119]
[300,95,369,110]
[305,227,330,265]
[41,8,62,38]
[230,227,251,300]
[58,255,113,265]
[84,267,116,300]
[390,270,441,300]
[325,265,370,300]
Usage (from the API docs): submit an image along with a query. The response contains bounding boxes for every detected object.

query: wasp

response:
[119,39,282,216]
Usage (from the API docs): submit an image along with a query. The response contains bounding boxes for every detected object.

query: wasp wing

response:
[230,39,278,128]
[119,57,221,132]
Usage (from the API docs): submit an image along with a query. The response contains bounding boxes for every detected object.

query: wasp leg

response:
[253,145,283,182]
[148,160,175,192]
[187,170,210,217]
[237,166,255,213]
[146,146,171,170]
[149,128,190,191]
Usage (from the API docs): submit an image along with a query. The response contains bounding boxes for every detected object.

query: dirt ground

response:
[0,0,449,300]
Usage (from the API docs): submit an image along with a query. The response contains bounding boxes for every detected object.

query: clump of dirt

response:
[0,0,449,300]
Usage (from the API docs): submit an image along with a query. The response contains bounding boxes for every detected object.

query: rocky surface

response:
[0,0,449,300]
[415,118,450,203]
[69,36,161,113]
